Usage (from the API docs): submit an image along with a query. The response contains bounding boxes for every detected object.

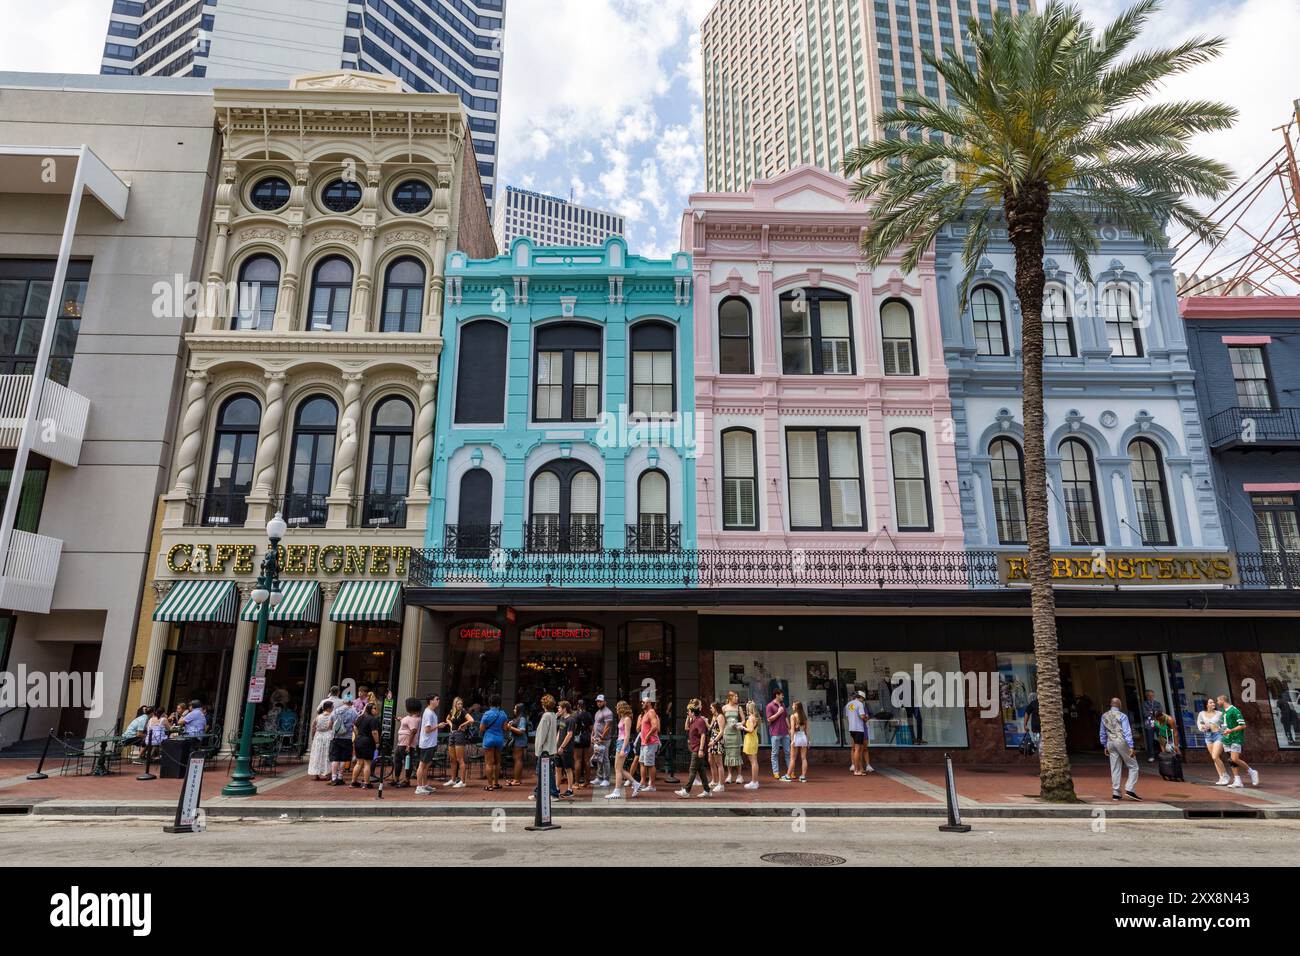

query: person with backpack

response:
[1217,694,1260,788]
[328,697,359,787]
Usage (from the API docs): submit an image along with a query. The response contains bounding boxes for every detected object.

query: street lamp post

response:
[221,512,287,797]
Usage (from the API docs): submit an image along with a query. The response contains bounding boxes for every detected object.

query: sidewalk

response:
[4,755,1297,819]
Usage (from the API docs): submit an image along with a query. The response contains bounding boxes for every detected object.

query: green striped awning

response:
[329,580,403,623]
[153,579,239,624]
[239,579,322,624]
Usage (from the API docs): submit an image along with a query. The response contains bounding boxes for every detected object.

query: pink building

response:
[682,166,965,559]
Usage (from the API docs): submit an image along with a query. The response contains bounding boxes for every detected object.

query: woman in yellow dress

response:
[740,700,761,790]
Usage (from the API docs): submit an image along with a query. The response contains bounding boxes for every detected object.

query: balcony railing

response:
[626,521,681,553]
[409,548,1300,592]
[275,493,329,528]
[444,523,502,558]
[1205,406,1300,448]
[0,374,91,467]
[0,529,63,613]
[354,494,407,529]
[191,492,250,528]
[525,520,603,554]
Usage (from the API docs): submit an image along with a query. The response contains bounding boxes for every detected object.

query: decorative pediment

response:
[289,71,403,93]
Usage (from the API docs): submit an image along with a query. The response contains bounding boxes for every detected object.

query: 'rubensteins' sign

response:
[1000,552,1237,587]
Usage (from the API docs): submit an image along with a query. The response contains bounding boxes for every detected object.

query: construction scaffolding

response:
[1173,101,1300,297]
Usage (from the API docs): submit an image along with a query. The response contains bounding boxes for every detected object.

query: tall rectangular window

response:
[721,429,757,530]
[1229,346,1272,409]
[890,429,933,531]
[0,259,89,386]
[630,321,675,416]
[780,290,855,375]
[786,428,865,531]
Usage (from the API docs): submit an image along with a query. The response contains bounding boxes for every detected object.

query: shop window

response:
[284,395,336,527]
[970,285,1008,356]
[619,620,673,720]
[889,428,932,531]
[454,319,508,423]
[533,322,601,422]
[718,296,753,373]
[203,394,260,526]
[162,624,236,726]
[443,621,503,710]
[1059,437,1103,545]
[380,257,424,332]
[721,428,758,530]
[307,256,353,332]
[779,288,853,375]
[1262,652,1300,749]
[880,298,917,375]
[630,321,675,416]
[1128,438,1174,546]
[1168,653,1232,750]
[234,255,279,331]
[996,653,1038,749]
[335,623,401,700]
[516,621,603,726]
[989,437,1027,545]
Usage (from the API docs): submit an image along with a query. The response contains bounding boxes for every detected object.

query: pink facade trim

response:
[1219,335,1272,345]
[682,166,966,565]
[1180,295,1300,320]
[1243,483,1300,492]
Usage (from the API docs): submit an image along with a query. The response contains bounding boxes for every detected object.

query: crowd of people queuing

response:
[300,684,879,797]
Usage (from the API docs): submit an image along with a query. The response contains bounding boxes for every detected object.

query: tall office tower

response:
[492,185,626,249]
[701,0,1034,191]
[100,0,505,208]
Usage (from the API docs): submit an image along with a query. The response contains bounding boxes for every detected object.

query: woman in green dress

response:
[722,690,745,785]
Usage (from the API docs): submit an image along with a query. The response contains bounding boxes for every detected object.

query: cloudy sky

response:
[1,0,1298,261]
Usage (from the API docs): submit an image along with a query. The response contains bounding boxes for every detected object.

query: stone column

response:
[350,224,377,333]
[165,371,210,527]
[406,370,437,531]
[205,223,231,331]
[222,606,257,742]
[397,603,423,704]
[246,369,286,527]
[426,226,448,337]
[328,372,366,528]
[137,582,174,708]
[276,223,304,331]
[758,259,778,375]
[311,584,341,707]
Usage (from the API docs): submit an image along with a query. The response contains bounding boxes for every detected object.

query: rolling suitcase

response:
[1156,749,1183,782]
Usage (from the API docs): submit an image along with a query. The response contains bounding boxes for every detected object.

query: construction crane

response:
[1172,102,1300,297]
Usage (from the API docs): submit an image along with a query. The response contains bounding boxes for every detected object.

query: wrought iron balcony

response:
[1205,406,1300,449]
[626,521,681,553]
[191,492,249,528]
[275,492,329,528]
[444,523,502,558]
[524,520,603,554]
[354,494,407,529]
[1234,551,1300,589]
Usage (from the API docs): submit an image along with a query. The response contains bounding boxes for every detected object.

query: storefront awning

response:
[239,579,322,624]
[153,579,238,625]
[330,580,402,624]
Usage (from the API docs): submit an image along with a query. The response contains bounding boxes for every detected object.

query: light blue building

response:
[425,236,696,586]
[935,214,1226,556]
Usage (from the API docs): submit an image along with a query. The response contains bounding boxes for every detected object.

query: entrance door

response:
[620,621,674,726]
[57,643,101,739]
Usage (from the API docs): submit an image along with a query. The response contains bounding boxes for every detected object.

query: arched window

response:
[1128,438,1175,545]
[634,469,672,551]
[203,394,260,526]
[1059,438,1104,545]
[533,322,601,422]
[361,397,413,528]
[718,296,753,373]
[453,468,496,556]
[779,288,853,374]
[989,437,1027,544]
[1102,284,1143,357]
[889,429,932,531]
[380,257,424,333]
[527,461,600,552]
[308,256,353,332]
[971,285,1009,356]
[1043,284,1075,357]
[234,255,279,331]
[455,320,508,424]
[630,321,675,416]
[721,428,758,530]
[880,298,918,375]
[283,395,336,527]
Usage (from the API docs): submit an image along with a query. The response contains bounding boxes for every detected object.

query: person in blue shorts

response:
[479,693,508,792]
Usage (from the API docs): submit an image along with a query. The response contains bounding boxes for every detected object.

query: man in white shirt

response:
[845,690,873,775]
[415,694,440,795]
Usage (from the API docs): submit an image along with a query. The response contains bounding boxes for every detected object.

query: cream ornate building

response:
[131,72,495,740]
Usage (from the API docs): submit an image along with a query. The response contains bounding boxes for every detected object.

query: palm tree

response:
[844,0,1235,801]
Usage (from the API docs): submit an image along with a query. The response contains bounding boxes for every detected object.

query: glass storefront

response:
[161,624,236,727]
[997,652,1038,749]
[257,624,319,738]
[336,623,401,700]
[516,621,603,725]
[620,620,675,727]
[713,650,968,748]
[443,620,503,709]
[1168,652,1231,750]
[1263,653,1300,749]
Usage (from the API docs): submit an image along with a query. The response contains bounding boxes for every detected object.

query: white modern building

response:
[99,0,505,209]
[700,0,1035,191]
[491,185,625,249]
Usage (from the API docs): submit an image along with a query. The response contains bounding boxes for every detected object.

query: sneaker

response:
[442,780,457,788]
[744,780,759,790]
[713,783,725,793]
[675,788,691,798]
[1229,777,1244,788]
[641,785,656,793]
[1215,774,1231,786]
[1112,791,1122,801]
[864,764,875,774]
[696,789,711,797]
[604,789,622,799]
[772,773,781,781]
[414,785,432,795]
[452,780,466,789]
[798,775,807,783]
[596,779,610,788]
[1125,790,1142,801]
[1249,769,1260,787]
[710,781,723,792]
[779,775,793,782]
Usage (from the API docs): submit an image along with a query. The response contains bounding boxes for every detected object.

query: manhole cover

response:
[760,852,846,867]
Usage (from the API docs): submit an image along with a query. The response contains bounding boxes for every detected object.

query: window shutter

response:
[787,431,820,478]
[723,430,754,478]
[533,472,560,514]
[818,299,849,337]
[571,471,599,514]
[639,471,667,515]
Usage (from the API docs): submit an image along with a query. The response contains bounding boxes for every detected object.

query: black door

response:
[456,469,494,555]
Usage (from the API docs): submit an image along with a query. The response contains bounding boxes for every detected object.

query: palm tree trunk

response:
[1005,185,1077,802]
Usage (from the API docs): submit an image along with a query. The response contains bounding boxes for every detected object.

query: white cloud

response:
[0,0,107,73]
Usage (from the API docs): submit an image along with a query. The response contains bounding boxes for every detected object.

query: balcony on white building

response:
[0,528,63,613]
[0,374,91,467]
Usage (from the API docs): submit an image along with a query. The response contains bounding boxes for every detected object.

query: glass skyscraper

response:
[100,0,504,207]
